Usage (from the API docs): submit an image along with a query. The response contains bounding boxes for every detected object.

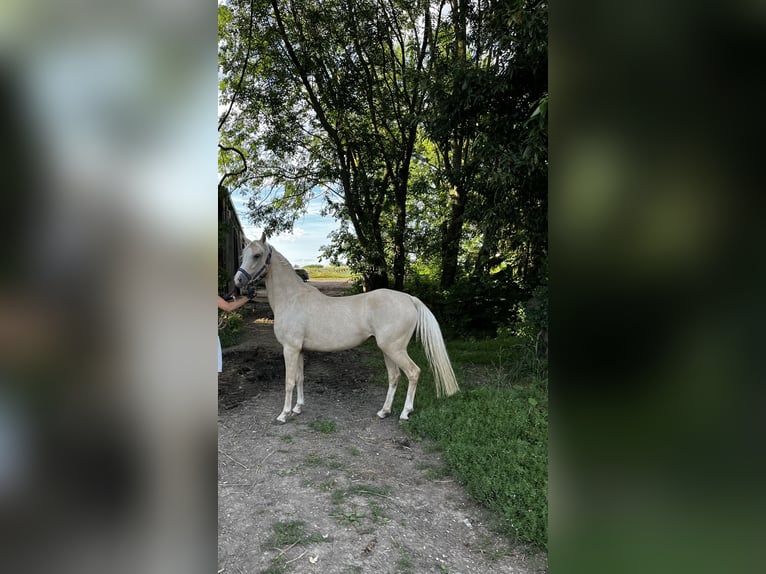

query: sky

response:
[228,189,342,267]
[218,38,341,267]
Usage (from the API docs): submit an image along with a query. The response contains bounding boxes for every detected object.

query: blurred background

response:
[0,1,216,573]
[552,1,766,573]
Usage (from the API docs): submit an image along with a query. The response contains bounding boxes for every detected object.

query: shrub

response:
[513,284,548,357]
[218,310,244,348]
[406,268,525,337]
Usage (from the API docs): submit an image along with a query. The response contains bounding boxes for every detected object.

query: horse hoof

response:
[377,410,388,419]
[399,412,411,421]
[276,415,287,424]
[292,406,302,415]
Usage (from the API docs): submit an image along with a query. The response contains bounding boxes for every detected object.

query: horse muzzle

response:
[234,267,252,288]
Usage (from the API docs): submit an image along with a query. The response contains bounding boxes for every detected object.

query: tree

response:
[467,0,548,290]
[219,0,548,323]
[219,0,445,291]
[424,0,547,289]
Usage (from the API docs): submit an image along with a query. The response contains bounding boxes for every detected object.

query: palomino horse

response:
[234,234,459,423]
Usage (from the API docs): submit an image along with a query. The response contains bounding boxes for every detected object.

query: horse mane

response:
[268,244,305,286]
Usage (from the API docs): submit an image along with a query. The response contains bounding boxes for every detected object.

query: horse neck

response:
[264,247,304,310]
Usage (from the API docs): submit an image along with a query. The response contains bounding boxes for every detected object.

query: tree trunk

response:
[440,184,468,289]
[473,222,498,278]
[439,0,470,290]
[392,184,407,291]
[363,208,389,291]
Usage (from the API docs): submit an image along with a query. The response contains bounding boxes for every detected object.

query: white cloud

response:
[274,227,305,242]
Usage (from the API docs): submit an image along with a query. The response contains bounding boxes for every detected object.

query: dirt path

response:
[218,279,547,574]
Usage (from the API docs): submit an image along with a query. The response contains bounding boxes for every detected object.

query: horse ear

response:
[260,231,268,243]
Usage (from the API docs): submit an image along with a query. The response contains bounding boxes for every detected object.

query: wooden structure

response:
[218,185,248,295]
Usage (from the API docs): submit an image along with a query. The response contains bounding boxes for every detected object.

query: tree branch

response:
[218,144,248,188]
[219,0,257,132]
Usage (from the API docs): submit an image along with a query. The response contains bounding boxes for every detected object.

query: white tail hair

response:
[412,297,459,397]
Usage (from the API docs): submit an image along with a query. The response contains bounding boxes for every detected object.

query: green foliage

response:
[407,268,525,337]
[218,310,244,348]
[513,283,549,357]
[219,0,547,295]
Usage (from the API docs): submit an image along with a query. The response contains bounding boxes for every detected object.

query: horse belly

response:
[302,321,371,352]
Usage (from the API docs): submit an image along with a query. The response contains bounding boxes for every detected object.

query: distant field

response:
[302,265,356,279]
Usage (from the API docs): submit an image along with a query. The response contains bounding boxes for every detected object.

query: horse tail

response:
[412,297,459,398]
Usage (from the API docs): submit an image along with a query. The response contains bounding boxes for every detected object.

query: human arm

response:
[217,295,252,313]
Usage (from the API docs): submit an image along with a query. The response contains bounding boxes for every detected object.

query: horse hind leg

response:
[377,354,401,419]
[291,351,305,415]
[379,347,421,420]
[398,352,421,421]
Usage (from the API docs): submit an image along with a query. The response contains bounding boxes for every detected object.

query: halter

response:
[237,246,273,286]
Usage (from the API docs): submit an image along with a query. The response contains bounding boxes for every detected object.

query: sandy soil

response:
[217,279,547,574]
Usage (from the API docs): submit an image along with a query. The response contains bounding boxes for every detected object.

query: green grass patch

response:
[333,484,390,502]
[386,336,548,549]
[308,419,337,433]
[333,509,366,527]
[395,548,414,574]
[303,453,342,470]
[346,484,390,498]
[302,265,357,279]
[303,454,323,467]
[258,561,287,574]
[264,520,328,548]
[331,484,392,527]
[418,462,451,480]
[369,501,390,525]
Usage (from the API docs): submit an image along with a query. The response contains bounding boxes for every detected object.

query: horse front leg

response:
[291,351,304,415]
[278,346,301,423]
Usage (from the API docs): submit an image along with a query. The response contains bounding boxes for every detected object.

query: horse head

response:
[234,232,273,288]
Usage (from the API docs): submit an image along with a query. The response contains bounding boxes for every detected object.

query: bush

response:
[218,310,244,348]
[513,284,548,357]
[406,268,525,337]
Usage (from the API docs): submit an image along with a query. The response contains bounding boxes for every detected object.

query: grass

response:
[302,264,357,279]
[395,548,414,574]
[260,521,331,574]
[308,419,337,433]
[303,453,343,470]
[418,462,450,480]
[333,509,367,527]
[258,563,287,574]
[264,520,327,548]
[385,335,548,550]
[331,484,392,527]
